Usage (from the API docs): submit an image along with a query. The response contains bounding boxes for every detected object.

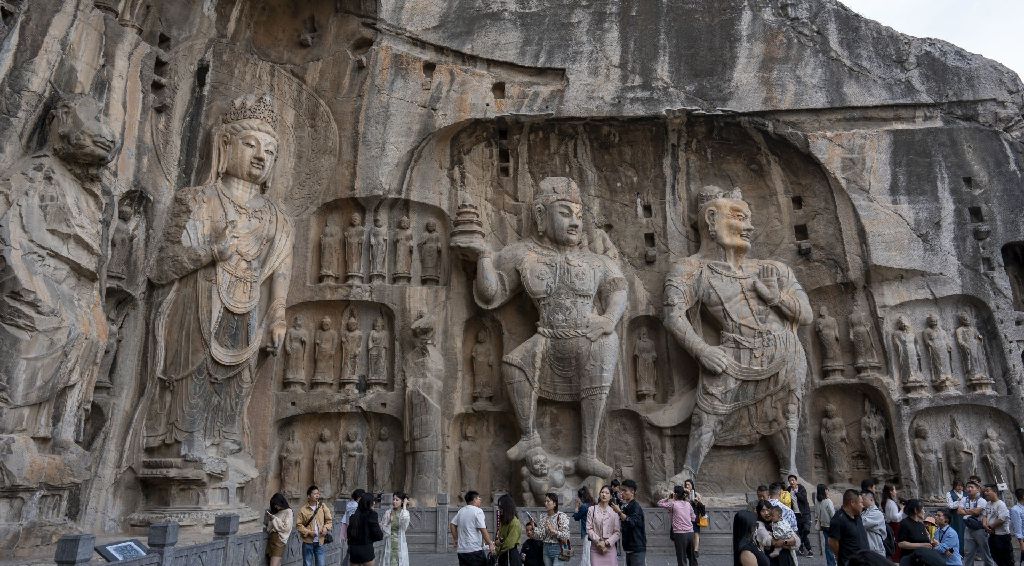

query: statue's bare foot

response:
[575,454,612,479]
[506,433,541,462]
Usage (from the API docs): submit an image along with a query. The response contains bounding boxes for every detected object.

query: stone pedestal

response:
[127,457,259,532]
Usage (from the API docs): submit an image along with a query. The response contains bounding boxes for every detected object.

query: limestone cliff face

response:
[0,0,1021,548]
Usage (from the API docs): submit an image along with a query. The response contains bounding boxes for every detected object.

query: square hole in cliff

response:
[791,196,804,210]
[794,224,809,241]
[968,206,984,223]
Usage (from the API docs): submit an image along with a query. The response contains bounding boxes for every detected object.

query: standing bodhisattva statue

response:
[452,177,628,478]
[663,186,812,484]
[144,94,293,460]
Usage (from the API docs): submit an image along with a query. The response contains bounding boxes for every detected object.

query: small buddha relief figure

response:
[922,314,957,393]
[418,219,443,285]
[344,212,365,284]
[319,218,341,284]
[283,315,310,392]
[633,327,658,403]
[366,316,389,394]
[369,215,388,284]
[470,329,495,404]
[339,315,363,396]
[392,216,414,284]
[312,316,338,390]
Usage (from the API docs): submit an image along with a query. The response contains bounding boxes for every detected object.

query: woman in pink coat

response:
[586,486,621,566]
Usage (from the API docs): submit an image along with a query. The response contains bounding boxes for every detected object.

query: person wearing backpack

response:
[296,485,334,566]
[346,491,384,566]
[958,481,995,566]
[860,491,887,556]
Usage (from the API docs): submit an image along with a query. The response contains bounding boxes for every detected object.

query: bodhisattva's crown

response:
[696,185,744,209]
[535,176,582,205]
[222,94,277,129]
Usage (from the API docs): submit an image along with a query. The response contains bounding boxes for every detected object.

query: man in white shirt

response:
[449,490,495,565]
[860,491,887,556]
[959,481,995,566]
[982,485,1012,566]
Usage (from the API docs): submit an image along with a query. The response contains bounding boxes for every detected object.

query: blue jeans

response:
[543,542,565,565]
[821,528,837,566]
[302,542,326,566]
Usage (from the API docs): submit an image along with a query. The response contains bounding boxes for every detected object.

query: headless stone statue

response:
[662,186,812,484]
[944,418,975,483]
[471,329,495,403]
[283,315,310,392]
[452,177,628,478]
[979,428,1015,487]
[923,314,957,393]
[849,310,882,377]
[340,429,366,494]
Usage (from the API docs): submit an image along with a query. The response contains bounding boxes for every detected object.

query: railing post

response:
[435,493,449,553]
[54,534,95,566]
[148,521,179,566]
[214,513,240,565]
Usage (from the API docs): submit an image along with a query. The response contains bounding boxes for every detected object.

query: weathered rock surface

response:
[0,0,1022,551]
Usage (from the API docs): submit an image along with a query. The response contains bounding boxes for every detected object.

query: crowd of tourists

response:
[257,473,1024,566]
[737,476,1024,566]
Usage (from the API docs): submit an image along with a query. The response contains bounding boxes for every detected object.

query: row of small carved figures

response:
[278,427,395,495]
[317,213,444,286]
[279,313,389,392]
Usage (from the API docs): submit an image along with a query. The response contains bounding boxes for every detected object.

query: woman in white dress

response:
[380,492,411,566]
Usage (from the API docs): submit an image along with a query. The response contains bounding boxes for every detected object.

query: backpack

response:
[882,523,896,557]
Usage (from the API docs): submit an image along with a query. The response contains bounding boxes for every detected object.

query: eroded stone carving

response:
[404,312,443,504]
[944,418,976,482]
[344,212,365,284]
[923,314,957,393]
[284,315,310,392]
[340,429,366,494]
[139,93,292,521]
[313,429,338,498]
[861,399,891,478]
[849,310,882,378]
[340,314,363,396]
[815,307,844,379]
[369,215,388,283]
[470,329,495,403]
[452,177,628,478]
[634,327,658,402]
[418,219,443,285]
[372,427,395,492]
[319,218,341,284]
[820,403,850,484]
[521,450,573,508]
[312,317,338,391]
[459,421,483,493]
[662,186,811,483]
[979,427,1016,487]
[0,93,121,447]
[366,315,389,394]
[913,423,943,498]
[392,216,414,284]
[892,317,927,394]
[107,205,137,281]
[955,313,996,394]
[280,429,303,498]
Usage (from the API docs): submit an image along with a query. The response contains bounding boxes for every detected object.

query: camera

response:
[373,492,384,504]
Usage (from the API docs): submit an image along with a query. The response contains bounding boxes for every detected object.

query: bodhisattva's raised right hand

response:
[213,220,238,262]
[698,346,730,375]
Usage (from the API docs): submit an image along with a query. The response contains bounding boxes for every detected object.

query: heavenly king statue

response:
[663,186,812,485]
[142,94,293,461]
[453,177,627,478]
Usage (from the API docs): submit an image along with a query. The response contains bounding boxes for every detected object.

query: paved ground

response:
[404,551,829,566]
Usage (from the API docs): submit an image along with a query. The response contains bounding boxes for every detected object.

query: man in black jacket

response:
[789,474,814,556]
[612,479,647,565]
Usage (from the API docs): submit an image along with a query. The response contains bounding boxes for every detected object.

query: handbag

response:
[557,538,572,561]
[698,516,710,528]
